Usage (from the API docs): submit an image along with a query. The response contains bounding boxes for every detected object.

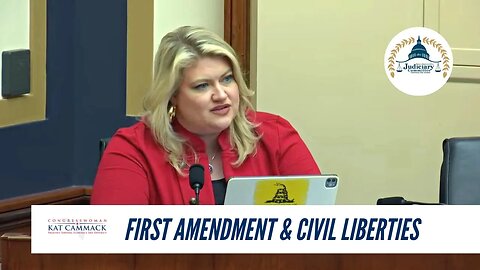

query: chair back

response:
[440,137,480,204]
[99,138,111,161]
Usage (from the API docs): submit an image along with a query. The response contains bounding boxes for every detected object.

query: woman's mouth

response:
[211,104,231,115]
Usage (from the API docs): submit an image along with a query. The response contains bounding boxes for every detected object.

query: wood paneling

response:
[224,0,250,78]
[0,186,91,263]
[135,254,213,270]
[2,234,480,270]
[0,186,90,214]
[1,234,134,270]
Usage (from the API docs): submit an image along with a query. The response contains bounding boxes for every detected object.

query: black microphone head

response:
[189,164,205,189]
[376,196,407,205]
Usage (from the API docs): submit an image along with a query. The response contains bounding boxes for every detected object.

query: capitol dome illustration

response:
[409,36,430,60]
[396,36,441,73]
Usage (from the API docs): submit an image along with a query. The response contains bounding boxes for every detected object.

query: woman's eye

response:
[193,83,209,90]
[222,74,234,83]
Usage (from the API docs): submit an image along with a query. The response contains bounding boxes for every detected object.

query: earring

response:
[168,105,176,122]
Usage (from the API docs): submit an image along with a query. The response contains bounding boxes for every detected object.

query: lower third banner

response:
[31,205,479,253]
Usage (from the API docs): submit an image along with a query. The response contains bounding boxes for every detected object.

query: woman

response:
[91,26,320,205]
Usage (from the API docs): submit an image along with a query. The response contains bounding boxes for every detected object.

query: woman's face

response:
[171,56,240,136]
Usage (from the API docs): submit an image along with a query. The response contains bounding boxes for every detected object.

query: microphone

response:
[377,196,444,205]
[189,164,205,205]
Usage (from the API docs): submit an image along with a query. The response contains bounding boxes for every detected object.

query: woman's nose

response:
[212,84,228,100]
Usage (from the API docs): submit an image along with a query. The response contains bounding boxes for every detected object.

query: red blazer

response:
[91,112,320,205]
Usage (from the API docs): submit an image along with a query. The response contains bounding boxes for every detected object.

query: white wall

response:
[0,0,29,97]
[153,0,224,56]
[252,0,480,204]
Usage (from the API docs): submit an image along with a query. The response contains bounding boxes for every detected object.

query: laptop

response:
[224,175,339,205]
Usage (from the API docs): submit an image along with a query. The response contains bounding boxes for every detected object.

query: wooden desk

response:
[2,233,480,270]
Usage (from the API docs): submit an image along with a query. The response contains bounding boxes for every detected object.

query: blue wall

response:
[0,0,136,199]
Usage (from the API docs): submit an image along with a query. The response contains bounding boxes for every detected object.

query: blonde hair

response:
[143,26,259,173]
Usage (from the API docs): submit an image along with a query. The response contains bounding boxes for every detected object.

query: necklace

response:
[208,154,216,173]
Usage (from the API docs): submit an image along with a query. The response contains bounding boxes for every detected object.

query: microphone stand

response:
[189,184,201,205]
[189,197,198,205]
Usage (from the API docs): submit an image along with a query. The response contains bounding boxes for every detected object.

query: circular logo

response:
[384,27,453,96]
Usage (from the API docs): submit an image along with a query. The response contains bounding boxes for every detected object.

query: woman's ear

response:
[170,90,179,106]
[169,97,177,106]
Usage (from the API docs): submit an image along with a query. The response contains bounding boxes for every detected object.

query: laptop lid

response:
[224,175,339,205]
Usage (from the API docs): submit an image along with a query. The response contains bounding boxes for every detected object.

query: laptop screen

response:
[224,175,339,205]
